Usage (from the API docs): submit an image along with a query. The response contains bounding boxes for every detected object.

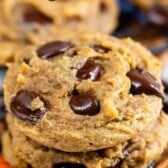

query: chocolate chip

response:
[147,5,168,26]
[76,59,104,81]
[23,58,30,64]
[37,41,72,59]
[10,90,50,122]
[23,5,52,25]
[127,68,163,98]
[52,163,86,168]
[162,65,168,92]
[27,164,32,168]
[99,1,108,13]
[92,45,110,54]
[147,161,156,168]
[69,93,100,116]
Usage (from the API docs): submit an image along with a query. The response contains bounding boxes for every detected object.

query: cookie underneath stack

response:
[0,0,118,66]
[2,34,168,168]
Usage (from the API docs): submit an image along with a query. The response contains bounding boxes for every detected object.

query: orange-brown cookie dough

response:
[4,112,168,168]
[1,131,28,168]
[0,0,118,45]
[4,34,163,152]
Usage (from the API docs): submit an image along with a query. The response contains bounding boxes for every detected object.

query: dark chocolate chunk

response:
[10,90,50,123]
[76,59,104,81]
[23,58,30,65]
[147,5,168,26]
[92,45,110,54]
[23,5,52,24]
[53,163,86,168]
[114,142,134,168]
[69,93,100,116]
[37,41,72,59]
[127,68,163,98]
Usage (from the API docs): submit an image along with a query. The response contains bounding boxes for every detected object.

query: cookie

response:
[4,34,163,152]
[0,0,118,45]
[0,41,26,66]
[1,131,28,168]
[4,112,168,168]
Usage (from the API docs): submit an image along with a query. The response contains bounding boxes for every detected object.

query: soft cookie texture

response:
[0,0,118,66]
[0,0,118,44]
[4,34,163,152]
[0,41,27,65]
[3,112,168,168]
[2,131,28,168]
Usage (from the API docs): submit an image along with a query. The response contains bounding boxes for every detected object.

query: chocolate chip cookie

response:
[4,34,163,152]
[0,0,118,45]
[4,112,168,168]
[2,131,28,168]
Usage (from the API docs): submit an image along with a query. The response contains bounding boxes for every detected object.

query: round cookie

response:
[2,131,28,168]
[0,0,118,45]
[5,112,168,168]
[4,34,163,152]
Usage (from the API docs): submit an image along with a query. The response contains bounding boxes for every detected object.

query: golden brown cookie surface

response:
[0,0,118,44]
[4,34,163,152]
[4,112,168,168]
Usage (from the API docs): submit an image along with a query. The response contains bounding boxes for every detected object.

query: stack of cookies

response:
[2,33,168,168]
[0,0,168,168]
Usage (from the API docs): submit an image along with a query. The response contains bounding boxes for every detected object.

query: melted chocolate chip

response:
[37,41,72,59]
[92,45,110,54]
[147,5,168,26]
[114,143,133,168]
[69,93,100,116]
[23,5,52,25]
[127,68,163,98]
[10,90,50,122]
[76,59,104,81]
[52,163,86,168]
[147,161,156,168]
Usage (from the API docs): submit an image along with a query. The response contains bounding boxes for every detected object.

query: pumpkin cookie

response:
[4,34,163,152]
